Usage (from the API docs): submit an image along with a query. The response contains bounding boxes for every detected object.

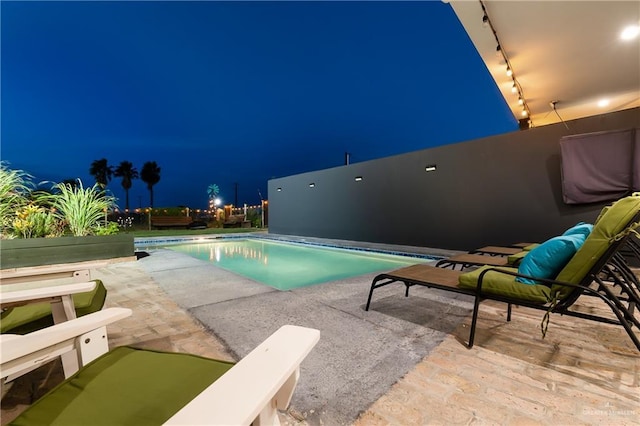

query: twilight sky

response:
[1,1,517,209]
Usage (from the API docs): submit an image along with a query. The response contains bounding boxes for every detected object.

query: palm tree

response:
[140,161,161,208]
[89,158,113,189]
[113,161,139,210]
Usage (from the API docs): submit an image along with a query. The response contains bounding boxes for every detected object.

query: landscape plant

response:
[12,204,64,238]
[0,162,32,237]
[50,180,116,236]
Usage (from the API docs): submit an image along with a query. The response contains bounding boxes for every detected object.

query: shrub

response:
[12,204,64,238]
[51,181,116,236]
[0,162,32,238]
[94,221,121,236]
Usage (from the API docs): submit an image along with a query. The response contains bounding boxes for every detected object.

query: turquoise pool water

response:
[159,239,427,290]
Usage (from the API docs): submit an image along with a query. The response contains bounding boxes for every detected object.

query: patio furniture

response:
[0,260,109,285]
[151,215,193,229]
[0,280,107,335]
[223,214,252,228]
[1,308,320,426]
[1,280,108,380]
[365,194,640,351]
[437,223,594,271]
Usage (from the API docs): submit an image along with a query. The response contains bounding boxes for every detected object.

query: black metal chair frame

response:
[365,228,640,351]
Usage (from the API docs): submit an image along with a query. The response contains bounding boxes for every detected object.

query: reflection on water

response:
[208,245,268,265]
[163,239,426,290]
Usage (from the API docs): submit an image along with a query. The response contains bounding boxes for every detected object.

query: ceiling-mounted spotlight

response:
[506,67,513,77]
[482,14,489,27]
[518,97,524,105]
[521,110,528,117]
[511,83,518,93]
[495,44,502,58]
[620,25,640,41]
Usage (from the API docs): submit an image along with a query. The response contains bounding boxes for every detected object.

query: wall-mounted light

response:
[309,183,315,188]
[354,176,363,182]
[597,98,610,108]
[425,165,437,172]
[276,187,282,192]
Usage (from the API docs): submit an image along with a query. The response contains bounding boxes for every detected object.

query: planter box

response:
[0,234,135,269]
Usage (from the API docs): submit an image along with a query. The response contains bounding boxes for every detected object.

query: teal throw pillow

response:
[562,222,593,239]
[516,235,585,285]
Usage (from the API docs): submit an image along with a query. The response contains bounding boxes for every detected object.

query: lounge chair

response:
[0,280,107,335]
[365,194,640,351]
[1,280,108,380]
[1,308,320,425]
[438,223,595,270]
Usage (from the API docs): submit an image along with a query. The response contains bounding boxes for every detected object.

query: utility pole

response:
[234,182,238,207]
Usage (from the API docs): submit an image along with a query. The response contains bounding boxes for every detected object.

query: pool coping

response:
[135,233,446,261]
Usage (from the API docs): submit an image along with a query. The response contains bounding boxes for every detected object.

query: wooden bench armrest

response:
[1,308,132,379]
[165,325,320,426]
[0,260,109,285]
[0,281,97,308]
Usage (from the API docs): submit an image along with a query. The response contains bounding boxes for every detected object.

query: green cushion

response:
[458,266,552,304]
[10,346,235,426]
[522,243,540,251]
[0,280,107,334]
[507,250,528,265]
[553,195,640,298]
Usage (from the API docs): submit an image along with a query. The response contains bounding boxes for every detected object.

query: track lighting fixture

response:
[480,0,531,127]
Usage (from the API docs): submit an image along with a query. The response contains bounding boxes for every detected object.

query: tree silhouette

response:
[140,161,161,208]
[114,161,139,210]
[89,158,113,189]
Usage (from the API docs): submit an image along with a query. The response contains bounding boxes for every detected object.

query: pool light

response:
[354,176,363,182]
[309,183,315,188]
[276,187,282,192]
[425,165,437,172]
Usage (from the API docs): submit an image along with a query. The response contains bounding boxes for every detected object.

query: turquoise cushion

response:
[516,235,585,284]
[562,222,593,239]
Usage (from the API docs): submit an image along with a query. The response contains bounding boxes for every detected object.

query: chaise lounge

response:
[365,194,640,351]
[1,308,320,425]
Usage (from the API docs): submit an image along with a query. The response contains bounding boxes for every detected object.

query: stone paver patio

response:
[1,250,638,425]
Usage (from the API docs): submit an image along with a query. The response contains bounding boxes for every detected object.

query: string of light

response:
[480,0,532,126]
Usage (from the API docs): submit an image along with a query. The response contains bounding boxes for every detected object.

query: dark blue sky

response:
[1,1,517,209]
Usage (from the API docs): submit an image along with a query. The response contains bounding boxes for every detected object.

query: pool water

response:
[160,239,427,290]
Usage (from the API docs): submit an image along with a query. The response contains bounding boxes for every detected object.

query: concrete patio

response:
[1,238,638,425]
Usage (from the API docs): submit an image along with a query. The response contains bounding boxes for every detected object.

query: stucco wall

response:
[268,107,640,251]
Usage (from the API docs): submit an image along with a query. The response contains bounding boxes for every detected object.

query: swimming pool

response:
[147,238,431,290]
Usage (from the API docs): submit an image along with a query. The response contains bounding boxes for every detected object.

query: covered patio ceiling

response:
[448,1,640,128]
